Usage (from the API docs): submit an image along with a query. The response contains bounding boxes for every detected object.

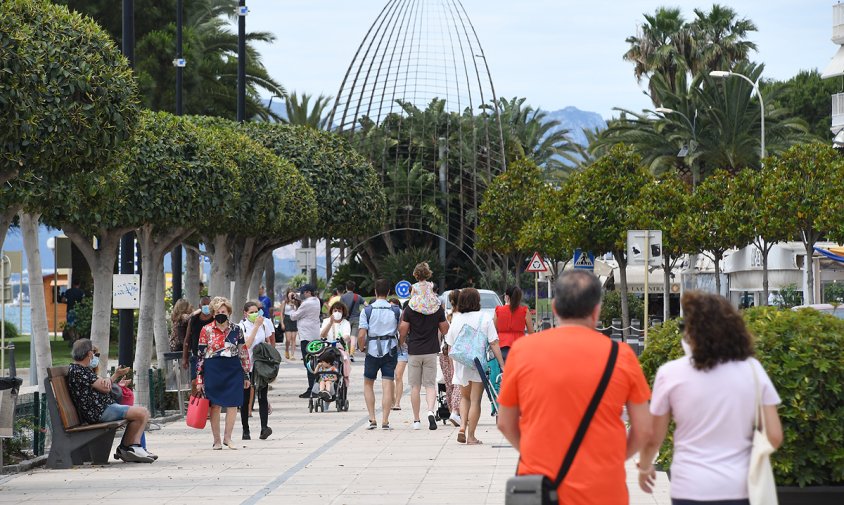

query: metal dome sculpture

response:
[329,0,506,286]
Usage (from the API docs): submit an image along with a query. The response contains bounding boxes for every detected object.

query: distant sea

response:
[1,303,31,335]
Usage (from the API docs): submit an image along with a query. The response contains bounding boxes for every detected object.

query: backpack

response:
[363,303,402,358]
[449,315,490,367]
[252,341,282,388]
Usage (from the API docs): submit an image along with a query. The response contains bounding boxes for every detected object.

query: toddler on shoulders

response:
[408,262,441,315]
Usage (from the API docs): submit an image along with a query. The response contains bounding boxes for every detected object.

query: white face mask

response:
[332,312,342,321]
[681,338,693,357]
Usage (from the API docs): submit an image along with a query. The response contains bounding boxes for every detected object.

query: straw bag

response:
[748,362,778,505]
[186,394,210,429]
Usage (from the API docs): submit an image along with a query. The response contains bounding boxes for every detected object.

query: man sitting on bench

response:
[67,339,156,463]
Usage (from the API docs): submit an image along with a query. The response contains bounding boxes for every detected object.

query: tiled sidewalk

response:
[0,356,671,504]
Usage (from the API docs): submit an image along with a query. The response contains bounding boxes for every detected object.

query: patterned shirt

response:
[196,322,250,384]
[67,363,114,424]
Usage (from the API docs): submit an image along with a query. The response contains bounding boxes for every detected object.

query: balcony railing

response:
[832,93,844,130]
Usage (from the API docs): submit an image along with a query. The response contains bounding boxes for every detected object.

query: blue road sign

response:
[573,249,595,270]
[395,280,412,298]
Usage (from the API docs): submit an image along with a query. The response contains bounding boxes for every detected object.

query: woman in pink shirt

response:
[638,291,783,505]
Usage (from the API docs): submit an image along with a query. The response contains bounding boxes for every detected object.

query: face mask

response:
[258,309,264,317]
[681,338,693,357]
[247,312,259,323]
[89,356,99,369]
[201,305,211,315]
[214,313,229,324]
[332,312,342,321]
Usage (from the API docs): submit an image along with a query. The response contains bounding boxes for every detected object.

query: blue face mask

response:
[258,309,264,317]
[89,356,100,369]
[201,305,211,315]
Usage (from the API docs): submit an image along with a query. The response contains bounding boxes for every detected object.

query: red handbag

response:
[186,394,210,429]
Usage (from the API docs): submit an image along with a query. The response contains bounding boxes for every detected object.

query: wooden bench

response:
[44,366,128,469]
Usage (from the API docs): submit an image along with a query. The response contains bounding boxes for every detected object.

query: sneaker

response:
[242,431,251,440]
[412,421,421,430]
[259,427,272,440]
[382,423,392,430]
[299,390,312,398]
[427,411,438,430]
[117,445,154,463]
[319,391,331,401]
[449,412,462,427]
[367,420,378,430]
[142,448,159,461]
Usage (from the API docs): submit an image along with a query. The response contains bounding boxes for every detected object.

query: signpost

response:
[295,248,317,281]
[526,252,547,317]
[395,280,411,298]
[626,230,663,344]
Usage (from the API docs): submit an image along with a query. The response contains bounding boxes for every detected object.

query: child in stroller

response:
[305,339,350,413]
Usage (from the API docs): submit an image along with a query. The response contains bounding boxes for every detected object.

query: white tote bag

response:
[748,362,778,505]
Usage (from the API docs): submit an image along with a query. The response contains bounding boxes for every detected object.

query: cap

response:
[298,284,316,294]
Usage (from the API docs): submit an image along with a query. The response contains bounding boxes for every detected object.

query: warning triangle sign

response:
[525,252,547,273]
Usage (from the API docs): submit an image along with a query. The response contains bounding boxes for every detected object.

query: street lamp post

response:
[710,70,766,160]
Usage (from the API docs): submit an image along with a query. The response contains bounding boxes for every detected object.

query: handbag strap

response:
[749,360,766,433]
[553,340,619,487]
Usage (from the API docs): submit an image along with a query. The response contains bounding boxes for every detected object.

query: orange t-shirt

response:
[498,326,651,505]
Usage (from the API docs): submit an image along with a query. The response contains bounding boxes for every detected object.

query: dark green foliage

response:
[377,248,445,294]
[600,291,645,325]
[328,259,372,295]
[824,283,844,304]
[639,308,844,486]
[2,319,20,341]
[0,0,139,184]
[764,70,841,141]
[746,307,844,486]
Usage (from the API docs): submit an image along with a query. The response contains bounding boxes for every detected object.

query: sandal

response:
[457,432,466,444]
[467,439,483,445]
[367,420,378,430]
[223,440,238,450]
[212,443,222,450]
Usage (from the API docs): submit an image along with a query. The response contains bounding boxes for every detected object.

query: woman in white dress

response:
[444,288,504,445]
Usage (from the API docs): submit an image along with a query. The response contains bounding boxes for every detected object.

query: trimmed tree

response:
[565,144,653,337]
[517,183,575,280]
[765,143,844,304]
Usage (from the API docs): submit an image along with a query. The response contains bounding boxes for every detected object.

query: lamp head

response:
[709,70,731,78]
[654,107,675,115]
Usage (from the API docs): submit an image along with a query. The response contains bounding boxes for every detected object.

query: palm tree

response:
[623,7,690,101]
[283,92,333,129]
[688,4,758,75]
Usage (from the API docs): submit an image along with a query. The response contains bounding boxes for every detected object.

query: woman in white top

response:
[319,301,352,387]
[281,289,299,360]
[638,291,783,505]
[444,288,504,445]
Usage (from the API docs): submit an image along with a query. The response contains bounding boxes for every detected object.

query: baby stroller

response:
[473,353,503,416]
[305,339,350,413]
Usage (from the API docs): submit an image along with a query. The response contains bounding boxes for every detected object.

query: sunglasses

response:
[92,351,100,357]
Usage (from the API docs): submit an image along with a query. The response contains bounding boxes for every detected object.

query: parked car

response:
[791,303,844,319]
[439,289,503,318]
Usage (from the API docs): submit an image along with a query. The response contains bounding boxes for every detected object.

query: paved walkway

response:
[0,354,671,504]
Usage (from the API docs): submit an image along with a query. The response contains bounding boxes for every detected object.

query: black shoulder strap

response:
[553,340,619,487]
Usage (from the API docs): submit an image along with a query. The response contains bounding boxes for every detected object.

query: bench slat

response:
[65,420,127,433]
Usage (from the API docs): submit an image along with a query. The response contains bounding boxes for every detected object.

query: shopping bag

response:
[186,394,210,429]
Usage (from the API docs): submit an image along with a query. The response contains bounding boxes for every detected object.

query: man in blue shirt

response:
[357,278,401,430]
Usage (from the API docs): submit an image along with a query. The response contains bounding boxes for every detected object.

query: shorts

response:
[397,345,409,363]
[99,403,130,422]
[407,353,438,388]
[363,352,398,381]
[283,315,297,332]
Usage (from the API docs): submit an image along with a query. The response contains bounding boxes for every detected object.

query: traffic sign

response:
[573,249,595,270]
[626,230,663,266]
[395,280,412,298]
[525,252,547,273]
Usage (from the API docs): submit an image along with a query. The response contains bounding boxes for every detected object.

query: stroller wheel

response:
[343,399,350,411]
[308,402,314,413]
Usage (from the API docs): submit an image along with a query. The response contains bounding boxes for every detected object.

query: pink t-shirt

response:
[650,357,780,501]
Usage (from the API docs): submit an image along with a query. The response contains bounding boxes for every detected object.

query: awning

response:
[822,46,844,79]
[613,267,681,294]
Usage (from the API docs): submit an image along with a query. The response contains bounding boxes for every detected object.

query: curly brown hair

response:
[330,301,349,319]
[681,291,754,371]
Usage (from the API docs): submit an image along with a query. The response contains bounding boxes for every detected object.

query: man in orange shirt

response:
[498,270,652,504]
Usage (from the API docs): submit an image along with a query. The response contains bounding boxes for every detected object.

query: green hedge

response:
[639,307,844,486]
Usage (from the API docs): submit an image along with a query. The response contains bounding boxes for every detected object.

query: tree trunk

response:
[804,238,816,305]
[309,237,318,287]
[153,263,169,367]
[663,255,671,322]
[760,241,770,306]
[615,251,630,340]
[325,237,332,281]
[247,266,262,302]
[64,227,124,376]
[0,205,20,250]
[21,212,52,391]
[714,252,722,296]
[134,225,188,409]
[208,234,230,298]
[265,253,275,305]
[184,246,200,304]
[382,231,396,256]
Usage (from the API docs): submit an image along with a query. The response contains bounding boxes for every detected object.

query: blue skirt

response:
[203,357,244,407]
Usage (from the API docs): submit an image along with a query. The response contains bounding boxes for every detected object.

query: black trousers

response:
[301,340,316,390]
[241,372,269,432]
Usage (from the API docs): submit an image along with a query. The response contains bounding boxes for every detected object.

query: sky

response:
[241,0,835,119]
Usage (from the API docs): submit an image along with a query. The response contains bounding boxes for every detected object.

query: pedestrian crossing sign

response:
[573,249,595,270]
[525,252,547,273]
